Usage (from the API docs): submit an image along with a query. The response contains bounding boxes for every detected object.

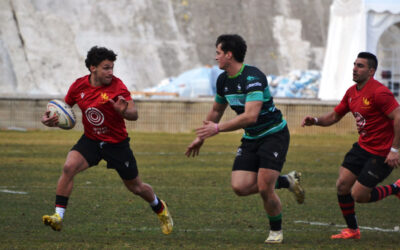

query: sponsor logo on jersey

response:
[224,86,229,92]
[81,92,85,99]
[246,76,259,81]
[99,93,110,104]
[85,107,105,126]
[353,112,367,136]
[362,97,371,109]
[246,82,262,89]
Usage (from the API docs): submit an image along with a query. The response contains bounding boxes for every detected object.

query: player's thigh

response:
[231,170,257,190]
[351,181,373,202]
[63,150,90,175]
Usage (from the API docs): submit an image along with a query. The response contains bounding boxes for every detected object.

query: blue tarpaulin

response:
[141,66,320,99]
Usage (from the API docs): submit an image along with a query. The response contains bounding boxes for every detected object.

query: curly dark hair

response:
[216,34,247,63]
[85,46,117,70]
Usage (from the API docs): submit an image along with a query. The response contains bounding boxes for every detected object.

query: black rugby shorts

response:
[342,142,393,187]
[71,134,138,180]
[232,126,290,173]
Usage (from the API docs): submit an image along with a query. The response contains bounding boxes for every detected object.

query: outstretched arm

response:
[205,101,228,123]
[185,101,227,157]
[301,110,344,127]
[384,107,400,168]
[185,137,204,157]
[197,101,262,140]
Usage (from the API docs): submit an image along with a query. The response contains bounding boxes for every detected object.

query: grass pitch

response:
[0,130,399,249]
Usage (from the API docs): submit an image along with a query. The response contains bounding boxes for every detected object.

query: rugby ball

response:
[47,99,76,130]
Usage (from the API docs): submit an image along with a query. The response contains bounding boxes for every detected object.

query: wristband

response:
[215,123,219,134]
[390,147,399,153]
[313,117,318,125]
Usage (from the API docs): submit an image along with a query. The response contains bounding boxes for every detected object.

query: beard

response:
[101,76,113,86]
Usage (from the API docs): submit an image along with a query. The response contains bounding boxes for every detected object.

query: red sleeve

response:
[64,82,77,107]
[121,84,132,101]
[334,90,350,116]
[114,78,132,101]
[375,87,399,115]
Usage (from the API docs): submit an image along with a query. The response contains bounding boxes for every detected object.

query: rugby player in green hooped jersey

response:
[185,34,305,244]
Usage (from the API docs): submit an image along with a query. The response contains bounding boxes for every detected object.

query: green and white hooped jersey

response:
[215,64,286,140]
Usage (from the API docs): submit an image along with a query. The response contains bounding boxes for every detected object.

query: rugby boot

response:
[287,171,305,204]
[331,228,360,239]
[265,230,283,244]
[157,200,173,234]
[42,213,62,231]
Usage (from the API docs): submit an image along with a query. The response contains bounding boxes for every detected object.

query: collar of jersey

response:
[228,64,246,79]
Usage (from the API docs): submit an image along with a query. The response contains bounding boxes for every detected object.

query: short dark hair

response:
[216,34,247,63]
[85,46,117,70]
[357,52,378,70]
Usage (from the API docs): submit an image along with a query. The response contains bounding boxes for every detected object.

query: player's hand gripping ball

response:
[46,99,76,129]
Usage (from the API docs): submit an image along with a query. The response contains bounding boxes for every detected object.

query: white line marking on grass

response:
[128,227,265,232]
[0,189,28,194]
[295,220,400,232]
[127,224,400,233]
[134,152,234,156]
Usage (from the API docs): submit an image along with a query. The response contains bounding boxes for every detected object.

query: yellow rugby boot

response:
[157,200,173,234]
[42,213,62,231]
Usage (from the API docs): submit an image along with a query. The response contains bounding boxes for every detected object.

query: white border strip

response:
[295,220,400,232]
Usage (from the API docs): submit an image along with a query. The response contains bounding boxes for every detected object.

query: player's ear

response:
[369,67,376,76]
[89,65,96,73]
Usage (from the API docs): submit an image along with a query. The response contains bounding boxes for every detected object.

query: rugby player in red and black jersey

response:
[302,52,400,239]
[41,46,173,234]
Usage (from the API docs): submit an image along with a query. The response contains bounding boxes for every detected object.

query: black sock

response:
[55,195,69,208]
[268,213,282,231]
[338,194,358,229]
[275,176,290,189]
[369,184,397,202]
[150,197,164,214]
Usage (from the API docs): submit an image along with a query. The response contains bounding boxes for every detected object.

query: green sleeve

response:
[215,94,228,104]
[246,91,263,102]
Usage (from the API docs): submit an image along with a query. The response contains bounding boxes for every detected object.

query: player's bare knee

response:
[259,188,272,201]
[336,180,351,194]
[231,184,248,196]
[62,163,79,177]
